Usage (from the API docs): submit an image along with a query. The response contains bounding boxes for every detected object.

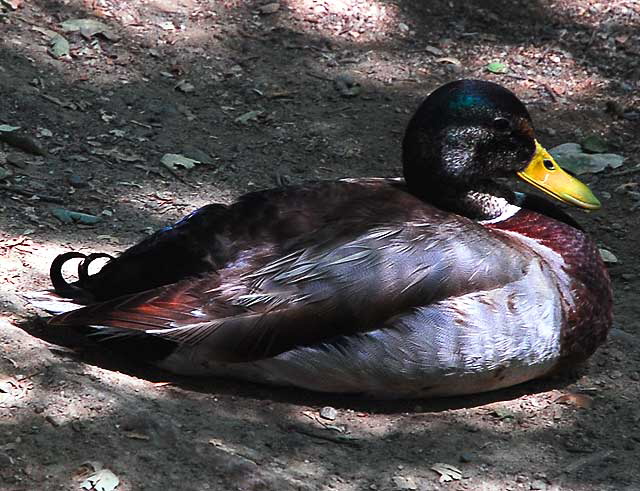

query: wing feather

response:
[49,216,530,362]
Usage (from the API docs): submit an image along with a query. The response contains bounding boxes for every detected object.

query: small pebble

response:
[334,74,361,98]
[45,414,63,427]
[0,132,46,156]
[68,175,89,188]
[459,451,473,463]
[320,406,337,421]
[391,475,418,490]
[530,479,547,490]
[6,152,28,168]
[0,452,13,469]
[259,2,280,14]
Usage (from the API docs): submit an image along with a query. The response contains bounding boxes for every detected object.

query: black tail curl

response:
[50,251,114,300]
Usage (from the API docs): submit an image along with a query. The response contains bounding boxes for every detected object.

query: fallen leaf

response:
[0,0,21,10]
[334,74,361,97]
[431,463,462,483]
[96,235,119,243]
[175,80,195,93]
[73,461,104,480]
[32,25,58,39]
[491,406,516,420]
[157,21,176,31]
[555,393,594,409]
[0,378,20,394]
[0,131,47,155]
[0,124,20,132]
[581,135,609,154]
[91,147,143,162]
[550,143,625,174]
[424,45,444,56]
[100,111,116,123]
[598,248,618,264]
[436,56,461,65]
[48,34,70,59]
[51,208,102,225]
[80,468,120,491]
[60,18,120,41]
[161,153,200,171]
[486,61,508,74]
[116,181,143,188]
[123,431,150,440]
[234,110,263,124]
[41,93,78,110]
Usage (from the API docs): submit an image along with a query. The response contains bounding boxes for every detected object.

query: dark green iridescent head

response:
[402,79,537,196]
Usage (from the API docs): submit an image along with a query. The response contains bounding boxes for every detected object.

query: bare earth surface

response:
[1,1,640,490]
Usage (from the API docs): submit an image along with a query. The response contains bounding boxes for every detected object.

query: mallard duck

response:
[32,80,612,398]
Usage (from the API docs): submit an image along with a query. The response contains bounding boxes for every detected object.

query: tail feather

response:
[24,291,85,316]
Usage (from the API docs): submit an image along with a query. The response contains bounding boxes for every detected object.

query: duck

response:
[31,79,612,398]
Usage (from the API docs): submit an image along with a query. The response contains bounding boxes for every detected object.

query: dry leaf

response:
[436,57,461,65]
[554,393,594,409]
[48,34,70,59]
[598,248,618,264]
[424,45,444,56]
[175,80,195,93]
[234,110,262,124]
[41,94,78,110]
[124,431,150,440]
[0,124,20,132]
[91,147,143,162]
[0,377,26,399]
[61,18,120,41]
[431,463,462,482]
[73,461,104,480]
[161,153,200,171]
[80,468,120,491]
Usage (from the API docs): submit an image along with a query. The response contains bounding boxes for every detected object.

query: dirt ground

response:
[1,0,640,490]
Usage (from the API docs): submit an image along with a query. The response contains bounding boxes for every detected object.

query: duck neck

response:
[408,178,518,221]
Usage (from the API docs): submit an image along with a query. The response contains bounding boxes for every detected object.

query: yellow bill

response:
[517,140,601,210]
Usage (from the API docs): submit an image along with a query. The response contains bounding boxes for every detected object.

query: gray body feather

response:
[151,207,570,397]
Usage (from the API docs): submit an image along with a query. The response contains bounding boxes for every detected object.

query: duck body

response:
[35,80,612,398]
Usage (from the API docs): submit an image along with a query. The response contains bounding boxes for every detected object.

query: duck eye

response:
[492,117,511,132]
[543,159,556,171]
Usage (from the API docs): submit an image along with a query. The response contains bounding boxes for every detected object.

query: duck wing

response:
[49,212,529,363]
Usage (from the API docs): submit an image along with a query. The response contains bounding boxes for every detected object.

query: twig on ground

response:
[282,423,361,447]
[0,184,65,204]
[608,166,640,177]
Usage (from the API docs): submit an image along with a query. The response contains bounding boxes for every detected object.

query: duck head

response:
[402,79,600,220]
